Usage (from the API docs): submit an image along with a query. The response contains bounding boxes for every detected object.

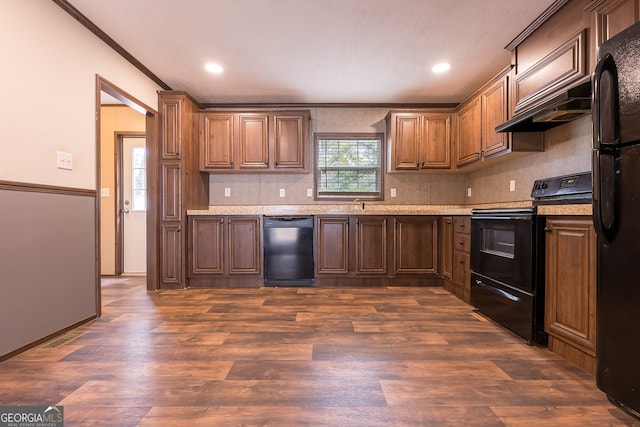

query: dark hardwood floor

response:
[1,277,638,426]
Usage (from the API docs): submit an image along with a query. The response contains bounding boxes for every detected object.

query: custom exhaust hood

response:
[495,81,591,133]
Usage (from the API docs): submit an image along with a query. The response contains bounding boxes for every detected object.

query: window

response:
[315,133,384,200]
[131,146,146,211]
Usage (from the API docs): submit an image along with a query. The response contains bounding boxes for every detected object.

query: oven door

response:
[470,212,535,291]
[471,272,546,345]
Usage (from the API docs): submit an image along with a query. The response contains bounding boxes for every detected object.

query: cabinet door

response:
[161,224,183,286]
[456,97,481,166]
[227,217,261,274]
[189,216,224,275]
[160,96,183,159]
[591,0,640,47]
[481,75,509,158]
[239,114,269,169]
[394,216,437,274]
[161,162,182,221]
[545,217,597,355]
[200,113,234,170]
[354,216,388,275]
[315,217,350,275]
[273,113,306,169]
[391,114,421,170]
[422,114,451,169]
[440,217,453,281]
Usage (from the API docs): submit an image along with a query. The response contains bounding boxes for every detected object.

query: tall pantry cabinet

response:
[158,91,209,289]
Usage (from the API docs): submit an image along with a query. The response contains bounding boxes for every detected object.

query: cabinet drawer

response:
[454,216,471,234]
[454,233,471,252]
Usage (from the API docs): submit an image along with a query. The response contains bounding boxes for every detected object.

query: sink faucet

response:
[349,198,360,210]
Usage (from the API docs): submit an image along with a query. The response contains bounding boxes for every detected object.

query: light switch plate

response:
[509,180,516,192]
[100,188,110,197]
[56,151,73,170]
[467,187,472,197]
[390,188,397,197]
[307,188,312,197]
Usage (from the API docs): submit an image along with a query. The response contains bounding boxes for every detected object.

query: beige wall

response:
[100,106,146,276]
[465,115,593,204]
[209,107,467,206]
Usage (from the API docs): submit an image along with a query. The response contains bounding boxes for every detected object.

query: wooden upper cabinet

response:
[509,0,590,116]
[481,73,509,158]
[160,96,183,159]
[456,97,481,167]
[200,113,234,170]
[387,111,452,171]
[199,110,309,173]
[273,113,307,169]
[239,113,269,169]
[588,0,640,48]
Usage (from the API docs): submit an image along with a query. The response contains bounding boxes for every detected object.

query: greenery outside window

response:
[315,133,384,200]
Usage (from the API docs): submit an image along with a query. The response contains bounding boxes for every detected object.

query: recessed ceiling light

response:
[432,63,451,73]
[205,63,224,74]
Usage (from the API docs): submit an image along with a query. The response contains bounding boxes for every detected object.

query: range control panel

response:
[531,171,592,203]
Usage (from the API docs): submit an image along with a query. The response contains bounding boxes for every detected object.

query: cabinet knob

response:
[421,161,426,168]
[544,227,552,233]
[458,241,464,245]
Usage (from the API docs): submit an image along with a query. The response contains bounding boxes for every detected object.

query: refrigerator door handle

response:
[592,53,620,243]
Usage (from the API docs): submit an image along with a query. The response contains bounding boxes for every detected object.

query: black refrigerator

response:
[593,20,640,418]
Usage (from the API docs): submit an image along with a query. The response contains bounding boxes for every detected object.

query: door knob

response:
[122,207,130,214]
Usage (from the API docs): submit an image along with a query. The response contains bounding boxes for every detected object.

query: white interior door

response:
[122,137,147,274]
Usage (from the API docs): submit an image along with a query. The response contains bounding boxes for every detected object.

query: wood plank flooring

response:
[1,277,638,426]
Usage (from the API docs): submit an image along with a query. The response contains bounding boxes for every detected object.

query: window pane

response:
[315,133,383,199]
[132,189,146,211]
[131,145,146,211]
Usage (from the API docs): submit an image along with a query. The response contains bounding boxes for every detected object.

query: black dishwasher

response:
[263,216,314,286]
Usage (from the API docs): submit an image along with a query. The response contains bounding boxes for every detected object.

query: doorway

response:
[117,134,147,275]
[96,76,159,319]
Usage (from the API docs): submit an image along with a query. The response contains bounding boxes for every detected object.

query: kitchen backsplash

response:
[208,108,592,207]
[465,114,592,204]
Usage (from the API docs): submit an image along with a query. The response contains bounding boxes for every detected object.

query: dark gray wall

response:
[0,188,97,357]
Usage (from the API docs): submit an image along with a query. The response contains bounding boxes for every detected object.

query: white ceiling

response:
[70,0,557,105]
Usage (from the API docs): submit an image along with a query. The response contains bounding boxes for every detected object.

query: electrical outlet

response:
[56,151,73,170]
[390,188,397,197]
[307,188,313,197]
[467,187,472,198]
[279,188,285,197]
[509,180,516,192]
[224,187,231,197]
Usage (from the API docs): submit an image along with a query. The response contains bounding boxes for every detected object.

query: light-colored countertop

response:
[188,200,592,217]
[189,202,591,216]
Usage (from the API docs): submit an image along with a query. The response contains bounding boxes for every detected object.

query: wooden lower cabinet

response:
[188,215,262,287]
[442,216,471,303]
[440,217,454,281]
[315,217,350,275]
[545,216,597,373]
[394,216,438,275]
[315,215,439,286]
[354,216,389,275]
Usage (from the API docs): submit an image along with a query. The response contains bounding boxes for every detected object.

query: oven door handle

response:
[475,279,520,302]
[471,216,533,221]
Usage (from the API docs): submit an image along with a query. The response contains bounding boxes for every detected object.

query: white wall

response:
[0,0,161,189]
